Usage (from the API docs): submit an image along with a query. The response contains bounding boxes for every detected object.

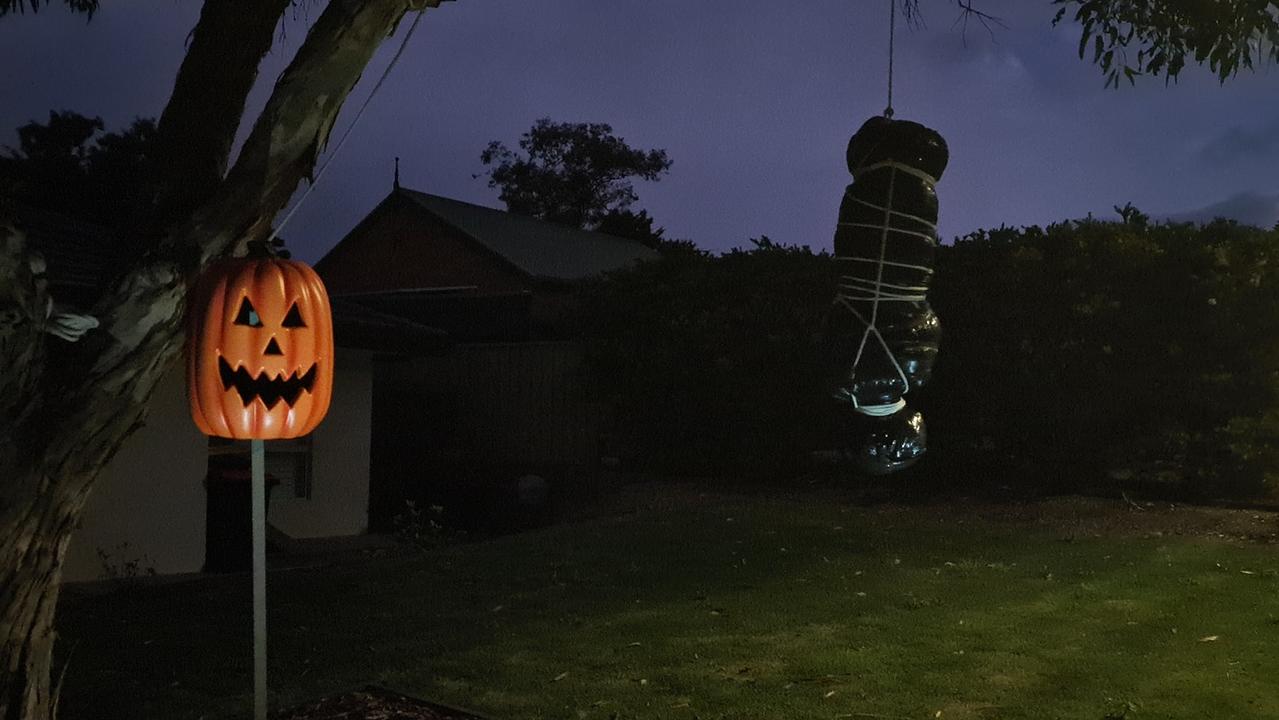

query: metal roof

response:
[335,289,538,342]
[398,189,659,282]
[329,297,450,355]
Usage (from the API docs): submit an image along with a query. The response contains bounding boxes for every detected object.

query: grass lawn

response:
[56,484,1279,719]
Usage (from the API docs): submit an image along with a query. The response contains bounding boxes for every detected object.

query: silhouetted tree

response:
[479,118,671,230]
[1,110,158,245]
[1113,202,1150,229]
[595,207,663,245]
[593,207,700,255]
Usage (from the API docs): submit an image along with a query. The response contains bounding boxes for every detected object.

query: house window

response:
[208,436,314,499]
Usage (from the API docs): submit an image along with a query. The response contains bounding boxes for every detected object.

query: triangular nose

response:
[264,338,283,356]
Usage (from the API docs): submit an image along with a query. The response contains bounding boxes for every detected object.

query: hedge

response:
[577,219,1279,499]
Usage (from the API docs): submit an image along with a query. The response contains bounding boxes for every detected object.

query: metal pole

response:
[251,438,267,720]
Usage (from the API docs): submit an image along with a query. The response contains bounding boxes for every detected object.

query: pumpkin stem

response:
[244,238,291,260]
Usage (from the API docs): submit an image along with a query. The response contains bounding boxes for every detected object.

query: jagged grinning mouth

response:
[218,356,318,410]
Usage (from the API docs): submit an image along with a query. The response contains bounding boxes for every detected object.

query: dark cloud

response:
[1194,117,1279,168]
[1165,191,1279,228]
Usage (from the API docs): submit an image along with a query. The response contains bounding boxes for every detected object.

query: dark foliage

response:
[479,118,670,231]
[926,217,1279,499]
[1,110,158,257]
[0,0,96,18]
[579,217,1279,499]
[1054,0,1279,86]
[578,236,839,479]
[595,207,664,248]
[595,206,701,256]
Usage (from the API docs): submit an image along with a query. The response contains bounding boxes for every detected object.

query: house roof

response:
[334,289,537,343]
[329,297,450,355]
[397,189,659,282]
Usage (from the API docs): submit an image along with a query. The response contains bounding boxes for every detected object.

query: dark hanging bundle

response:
[827,115,948,474]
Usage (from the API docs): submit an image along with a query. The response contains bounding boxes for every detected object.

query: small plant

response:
[95,542,157,582]
[392,500,455,549]
[1103,697,1141,719]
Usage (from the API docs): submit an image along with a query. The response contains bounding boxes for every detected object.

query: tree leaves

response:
[1,111,160,262]
[1053,0,1279,86]
[0,0,97,19]
[479,118,671,231]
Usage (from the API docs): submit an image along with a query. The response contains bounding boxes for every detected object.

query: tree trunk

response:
[0,221,168,720]
[0,470,88,720]
[0,2,449,717]
[0,224,64,720]
[150,0,295,232]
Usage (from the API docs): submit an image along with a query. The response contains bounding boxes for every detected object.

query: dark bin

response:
[203,456,279,573]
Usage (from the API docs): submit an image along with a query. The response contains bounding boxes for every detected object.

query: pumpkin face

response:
[186,257,334,439]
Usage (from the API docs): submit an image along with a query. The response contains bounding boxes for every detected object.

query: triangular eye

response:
[281,302,306,328]
[234,298,262,327]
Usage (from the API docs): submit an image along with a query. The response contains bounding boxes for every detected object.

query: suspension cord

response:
[885,0,896,118]
[265,8,426,247]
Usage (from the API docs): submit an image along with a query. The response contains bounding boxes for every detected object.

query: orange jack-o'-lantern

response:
[186,255,334,439]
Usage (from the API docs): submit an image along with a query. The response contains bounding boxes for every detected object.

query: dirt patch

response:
[274,686,490,720]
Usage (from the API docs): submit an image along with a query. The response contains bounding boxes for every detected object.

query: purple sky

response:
[3,1,1277,263]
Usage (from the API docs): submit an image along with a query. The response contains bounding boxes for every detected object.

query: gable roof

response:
[397,189,659,282]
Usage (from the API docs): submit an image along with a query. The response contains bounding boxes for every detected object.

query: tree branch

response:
[149,0,295,231]
[1053,0,1279,86]
[950,0,1004,44]
[899,0,1005,36]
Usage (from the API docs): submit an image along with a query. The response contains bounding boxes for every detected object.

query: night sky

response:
[3,0,1277,263]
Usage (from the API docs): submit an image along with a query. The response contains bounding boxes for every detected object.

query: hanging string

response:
[265,8,427,248]
[884,0,896,118]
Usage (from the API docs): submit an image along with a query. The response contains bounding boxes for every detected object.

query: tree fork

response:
[150,0,295,230]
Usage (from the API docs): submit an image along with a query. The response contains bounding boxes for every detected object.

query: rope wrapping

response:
[828,115,948,474]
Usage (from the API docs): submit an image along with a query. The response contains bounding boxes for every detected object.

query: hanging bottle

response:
[828,115,948,474]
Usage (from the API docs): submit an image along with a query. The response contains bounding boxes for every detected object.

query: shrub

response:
[578,218,1279,499]
[577,237,838,479]
[926,217,1279,498]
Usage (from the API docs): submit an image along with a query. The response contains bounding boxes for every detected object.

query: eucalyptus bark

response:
[0,2,444,718]
[150,0,296,231]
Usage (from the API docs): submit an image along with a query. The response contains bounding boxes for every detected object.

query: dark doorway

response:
[203,452,278,572]
[368,372,457,532]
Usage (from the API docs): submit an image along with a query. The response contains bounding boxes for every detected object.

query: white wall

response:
[63,366,208,582]
[268,348,372,538]
[63,350,374,583]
